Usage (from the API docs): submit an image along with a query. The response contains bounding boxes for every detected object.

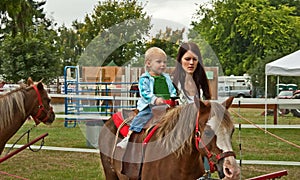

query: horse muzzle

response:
[44,107,55,124]
[216,156,240,180]
[45,113,55,124]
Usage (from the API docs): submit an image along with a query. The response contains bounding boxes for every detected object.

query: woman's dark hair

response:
[172,42,211,100]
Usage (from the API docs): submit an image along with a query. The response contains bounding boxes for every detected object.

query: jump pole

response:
[0,133,48,163]
[246,170,288,180]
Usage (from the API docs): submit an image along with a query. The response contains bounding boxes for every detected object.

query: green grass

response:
[1,108,300,179]
[1,119,103,179]
[1,150,102,180]
[232,128,300,161]
[231,108,300,161]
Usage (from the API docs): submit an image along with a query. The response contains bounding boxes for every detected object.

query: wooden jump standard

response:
[247,170,288,180]
[0,133,48,163]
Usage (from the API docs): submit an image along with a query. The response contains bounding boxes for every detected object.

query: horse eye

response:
[204,130,214,137]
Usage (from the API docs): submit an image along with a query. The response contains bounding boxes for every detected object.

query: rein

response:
[32,85,53,125]
[5,125,45,155]
[194,110,236,173]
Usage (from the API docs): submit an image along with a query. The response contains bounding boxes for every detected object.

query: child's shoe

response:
[117,136,129,149]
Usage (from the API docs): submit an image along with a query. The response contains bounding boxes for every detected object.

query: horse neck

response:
[0,118,25,155]
[5,87,36,122]
[23,87,39,118]
[0,89,35,155]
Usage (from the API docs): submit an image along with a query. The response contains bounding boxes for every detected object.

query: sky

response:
[43,0,210,32]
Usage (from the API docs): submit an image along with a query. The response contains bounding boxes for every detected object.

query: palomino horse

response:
[99,97,240,180]
[0,78,55,155]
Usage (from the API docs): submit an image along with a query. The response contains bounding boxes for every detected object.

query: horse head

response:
[196,97,240,179]
[26,77,55,125]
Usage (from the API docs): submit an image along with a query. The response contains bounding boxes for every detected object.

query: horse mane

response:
[155,101,232,157]
[155,103,198,156]
[0,86,26,131]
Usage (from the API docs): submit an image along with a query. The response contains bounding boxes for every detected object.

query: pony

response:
[0,78,55,155]
[98,97,240,180]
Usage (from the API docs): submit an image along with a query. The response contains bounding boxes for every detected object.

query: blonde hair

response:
[144,47,167,71]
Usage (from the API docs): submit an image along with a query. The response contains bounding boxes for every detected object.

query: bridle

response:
[194,110,236,173]
[31,85,53,125]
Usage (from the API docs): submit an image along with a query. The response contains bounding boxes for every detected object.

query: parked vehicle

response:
[276,89,300,117]
[277,90,293,99]
[218,85,252,98]
[291,90,300,117]
[277,90,294,114]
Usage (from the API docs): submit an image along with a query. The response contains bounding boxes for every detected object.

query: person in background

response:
[117,47,177,149]
[172,42,211,104]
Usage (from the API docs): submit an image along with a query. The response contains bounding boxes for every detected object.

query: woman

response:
[172,42,211,104]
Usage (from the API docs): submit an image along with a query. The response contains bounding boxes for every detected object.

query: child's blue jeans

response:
[129,106,152,132]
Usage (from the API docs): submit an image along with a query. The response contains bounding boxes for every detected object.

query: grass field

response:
[1,108,299,179]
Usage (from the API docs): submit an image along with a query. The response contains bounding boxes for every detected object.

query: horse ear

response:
[27,77,34,86]
[37,82,44,90]
[199,100,207,109]
[193,96,209,111]
[222,96,234,109]
[194,96,200,108]
[194,96,208,112]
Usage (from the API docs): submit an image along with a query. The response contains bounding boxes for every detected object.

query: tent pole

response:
[265,74,268,132]
[276,76,280,124]
[276,76,280,95]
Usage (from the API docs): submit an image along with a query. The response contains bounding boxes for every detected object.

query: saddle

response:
[113,105,169,138]
[112,105,170,179]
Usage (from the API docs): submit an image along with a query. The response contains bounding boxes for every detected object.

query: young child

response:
[117,47,177,149]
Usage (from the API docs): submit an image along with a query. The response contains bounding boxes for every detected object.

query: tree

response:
[130,27,185,67]
[190,0,300,96]
[0,0,62,83]
[0,0,46,38]
[73,0,151,67]
[57,26,82,69]
[0,25,62,83]
[191,0,299,76]
[270,0,300,15]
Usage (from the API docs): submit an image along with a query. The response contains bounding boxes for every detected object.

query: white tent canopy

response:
[264,49,300,128]
[265,50,300,76]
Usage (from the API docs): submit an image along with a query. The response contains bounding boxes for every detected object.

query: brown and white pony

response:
[0,78,55,155]
[99,97,240,180]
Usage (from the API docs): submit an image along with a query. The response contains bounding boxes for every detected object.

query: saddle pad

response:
[112,112,129,137]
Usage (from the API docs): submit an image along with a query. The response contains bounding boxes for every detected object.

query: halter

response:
[194,110,236,173]
[31,85,53,125]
